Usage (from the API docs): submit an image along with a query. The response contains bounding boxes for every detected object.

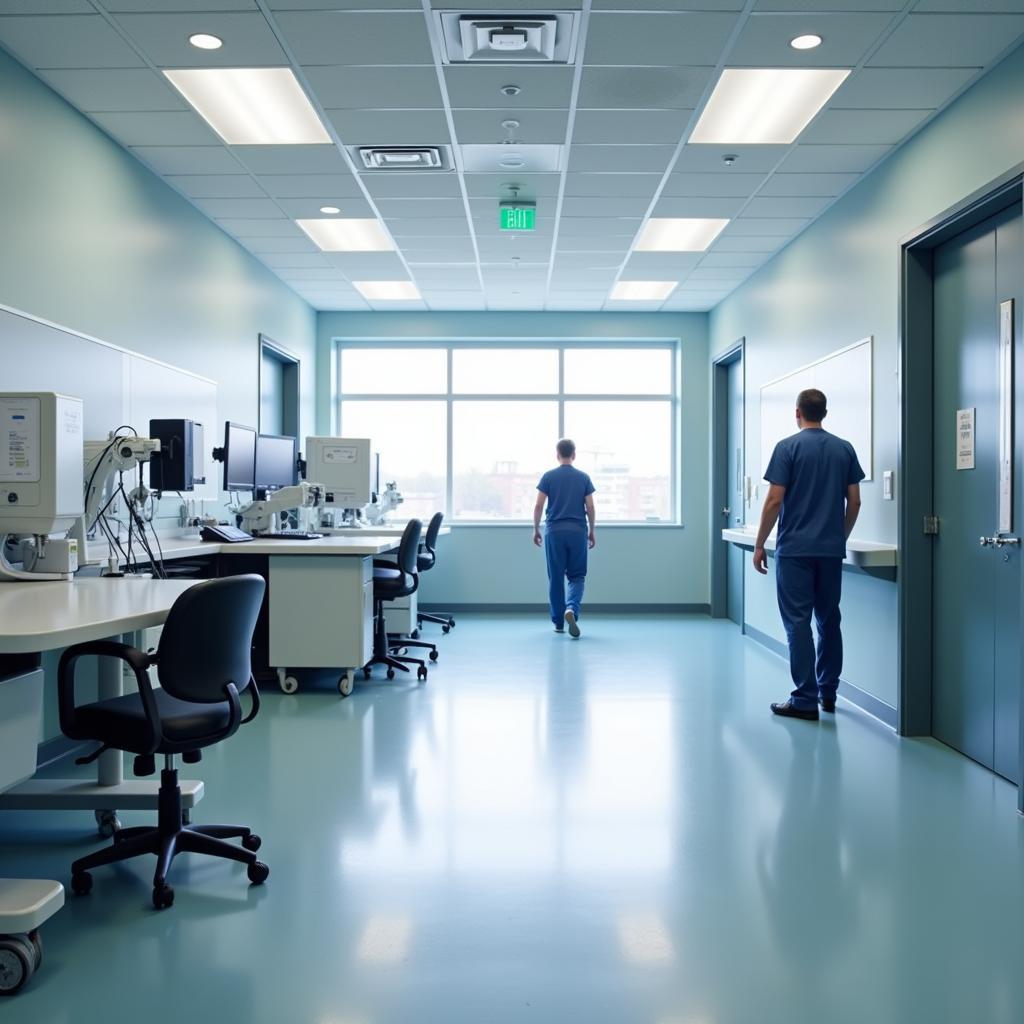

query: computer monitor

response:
[305,436,372,508]
[222,422,256,491]
[255,433,298,493]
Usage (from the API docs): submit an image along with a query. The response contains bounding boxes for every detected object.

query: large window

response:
[336,342,678,524]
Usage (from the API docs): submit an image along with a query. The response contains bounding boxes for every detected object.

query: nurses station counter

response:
[721,527,898,579]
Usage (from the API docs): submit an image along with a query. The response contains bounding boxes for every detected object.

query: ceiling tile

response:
[742,195,833,218]
[585,12,738,66]
[578,66,712,109]
[401,240,478,259]
[914,0,1024,9]
[304,66,442,109]
[112,12,286,67]
[557,218,642,237]
[832,67,978,109]
[564,173,662,198]
[377,198,468,219]
[387,218,471,237]
[38,68,184,111]
[0,1,93,11]
[561,196,651,217]
[758,172,858,197]
[557,238,632,253]
[712,234,788,253]
[661,172,766,197]
[233,145,350,174]
[409,267,482,289]
[554,252,629,269]
[130,145,240,174]
[867,13,1024,67]
[464,173,561,197]
[216,218,303,237]
[325,252,410,277]
[165,174,267,199]
[90,110,219,146]
[256,173,364,198]
[279,268,350,281]
[568,145,676,173]
[104,1,258,10]
[754,1,904,10]
[274,196,376,219]
[687,267,752,282]
[327,110,451,147]
[192,196,284,219]
[444,65,574,109]
[728,13,893,67]
[245,237,321,255]
[651,196,745,218]
[726,217,810,235]
[0,15,146,68]
[779,143,892,173]
[674,144,788,173]
[621,253,703,275]
[469,196,552,218]
[572,109,691,144]
[460,143,564,174]
[274,12,433,65]
[698,252,765,268]
[259,253,334,270]
[800,108,933,145]
[362,173,464,200]
[452,109,568,145]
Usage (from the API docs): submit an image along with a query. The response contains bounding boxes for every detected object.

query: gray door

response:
[726,358,744,625]
[260,351,285,436]
[932,202,1022,783]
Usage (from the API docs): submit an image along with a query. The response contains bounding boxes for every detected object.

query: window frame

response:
[333,338,682,527]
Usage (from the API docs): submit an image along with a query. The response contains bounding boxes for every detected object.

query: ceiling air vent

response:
[356,146,451,171]
[437,12,579,64]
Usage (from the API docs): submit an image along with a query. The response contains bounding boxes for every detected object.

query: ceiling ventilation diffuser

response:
[437,12,579,64]
[355,146,451,171]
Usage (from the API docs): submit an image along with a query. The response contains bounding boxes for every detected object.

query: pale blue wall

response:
[0,48,317,443]
[710,44,1024,713]
[317,312,710,606]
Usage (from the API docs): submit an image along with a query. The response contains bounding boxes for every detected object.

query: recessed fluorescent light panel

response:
[635,218,729,252]
[353,281,421,301]
[296,219,394,252]
[163,68,330,145]
[690,68,850,145]
[610,281,678,301]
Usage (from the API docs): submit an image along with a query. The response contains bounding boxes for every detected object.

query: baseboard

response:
[36,735,88,770]
[419,603,711,614]
[743,624,898,729]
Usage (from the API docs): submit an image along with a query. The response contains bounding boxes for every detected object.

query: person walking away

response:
[753,389,864,719]
[533,439,596,638]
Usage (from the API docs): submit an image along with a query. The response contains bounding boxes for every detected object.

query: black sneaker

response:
[770,700,819,721]
[819,697,836,713]
[554,626,564,634]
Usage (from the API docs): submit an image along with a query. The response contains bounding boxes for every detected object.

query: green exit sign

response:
[500,203,536,232]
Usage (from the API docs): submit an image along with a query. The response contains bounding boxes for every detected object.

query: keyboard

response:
[257,531,324,541]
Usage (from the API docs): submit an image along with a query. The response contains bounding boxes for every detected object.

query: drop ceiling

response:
[1,1,1022,313]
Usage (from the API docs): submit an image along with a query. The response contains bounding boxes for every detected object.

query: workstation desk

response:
[721,527,898,579]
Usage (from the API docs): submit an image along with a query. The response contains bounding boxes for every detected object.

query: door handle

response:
[722,507,731,517]
[980,536,996,546]
[994,536,1020,547]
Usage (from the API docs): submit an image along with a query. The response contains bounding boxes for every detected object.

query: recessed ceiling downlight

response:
[319,206,341,215]
[188,33,223,50]
[790,34,823,50]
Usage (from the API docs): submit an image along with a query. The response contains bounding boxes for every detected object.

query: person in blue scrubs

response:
[533,439,596,638]
[754,389,864,719]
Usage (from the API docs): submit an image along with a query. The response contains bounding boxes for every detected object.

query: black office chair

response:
[59,575,269,911]
[416,512,455,635]
[363,518,428,683]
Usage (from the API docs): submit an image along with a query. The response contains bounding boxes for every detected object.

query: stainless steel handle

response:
[722,507,731,517]
[995,536,1020,547]
[980,536,995,547]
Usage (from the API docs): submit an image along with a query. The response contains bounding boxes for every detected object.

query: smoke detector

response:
[354,146,452,171]
[437,12,579,64]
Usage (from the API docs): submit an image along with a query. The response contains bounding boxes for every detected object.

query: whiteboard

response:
[0,304,219,504]
[760,337,873,481]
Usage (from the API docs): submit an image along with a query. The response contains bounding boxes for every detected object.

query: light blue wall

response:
[710,44,1024,712]
[317,312,710,606]
[0,48,317,445]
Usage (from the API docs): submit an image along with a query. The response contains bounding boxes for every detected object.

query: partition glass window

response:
[336,342,678,524]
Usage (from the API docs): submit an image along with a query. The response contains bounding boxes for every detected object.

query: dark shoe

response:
[819,697,836,713]
[564,610,581,639]
[771,700,819,721]
[554,626,564,634]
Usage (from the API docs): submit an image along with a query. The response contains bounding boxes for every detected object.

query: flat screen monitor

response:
[223,422,256,492]
[255,433,298,493]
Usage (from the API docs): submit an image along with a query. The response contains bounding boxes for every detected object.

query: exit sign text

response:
[500,203,536,232]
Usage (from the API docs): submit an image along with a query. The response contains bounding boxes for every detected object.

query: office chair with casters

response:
[58,575,270,911]
[363,518,428,683]
[415,512,455,635]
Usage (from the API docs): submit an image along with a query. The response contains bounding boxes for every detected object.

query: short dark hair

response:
[797,388,827,422]
[556,438,576,459]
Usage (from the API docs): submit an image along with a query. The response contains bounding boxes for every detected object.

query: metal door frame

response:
[710,339,745,621]
[899,167,1024,813]
[258,334,301,437]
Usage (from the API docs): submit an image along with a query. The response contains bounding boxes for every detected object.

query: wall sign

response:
[956,408,975,471]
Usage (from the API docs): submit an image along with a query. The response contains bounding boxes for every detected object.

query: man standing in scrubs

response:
[533,439,596,638]
[753,389,864,719]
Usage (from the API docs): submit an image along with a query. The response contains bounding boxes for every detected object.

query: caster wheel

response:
[71,871,93,897]
[152,884,175,910]
[0,938,33,995]
[442,624,450,634]
[95,810,121,838]
[429,650,439,662]
[417,666,428,682]
[410,629,420,639]
[363,667,372,681]
[386,668,396,680]
[338,672,354,697]
[242,833,262,852]
[247,861,270,885]
[27,931,42,972]
[279,675,298,695]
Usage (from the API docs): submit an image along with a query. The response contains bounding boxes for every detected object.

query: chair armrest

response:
[58,640,162,752]
[240,677,261,725]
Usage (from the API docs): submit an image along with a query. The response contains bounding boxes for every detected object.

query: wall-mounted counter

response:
[722,527,898,580]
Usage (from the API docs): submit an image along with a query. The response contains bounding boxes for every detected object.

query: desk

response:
[721,527,898,580]
[0,578,204,823]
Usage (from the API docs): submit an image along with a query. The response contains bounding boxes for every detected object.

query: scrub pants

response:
[545,526,588,626]
[775,556,844,711]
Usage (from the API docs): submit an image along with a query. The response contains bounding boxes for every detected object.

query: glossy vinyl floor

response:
[2,613,1023,1024]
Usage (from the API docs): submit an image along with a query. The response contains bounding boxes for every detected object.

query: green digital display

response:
[500,203,536,232]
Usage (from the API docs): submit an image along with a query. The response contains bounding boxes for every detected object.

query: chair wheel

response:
[363,667,372,680]
[417,666,428,682]
[95,810,121,838]
[248,861,270,885]
[152,883,174,910]
[242,834,262,852]
[71,871,93,897]
[27,931,42,972]
[0,938,33,995]
[429,650,438,662]
[410,629,420,639]
[279,675,298,694]
[442,624,450,634]
[338,671,354,697]
[386,668,396,680]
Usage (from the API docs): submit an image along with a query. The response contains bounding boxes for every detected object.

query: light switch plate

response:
[883,470,894,500]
